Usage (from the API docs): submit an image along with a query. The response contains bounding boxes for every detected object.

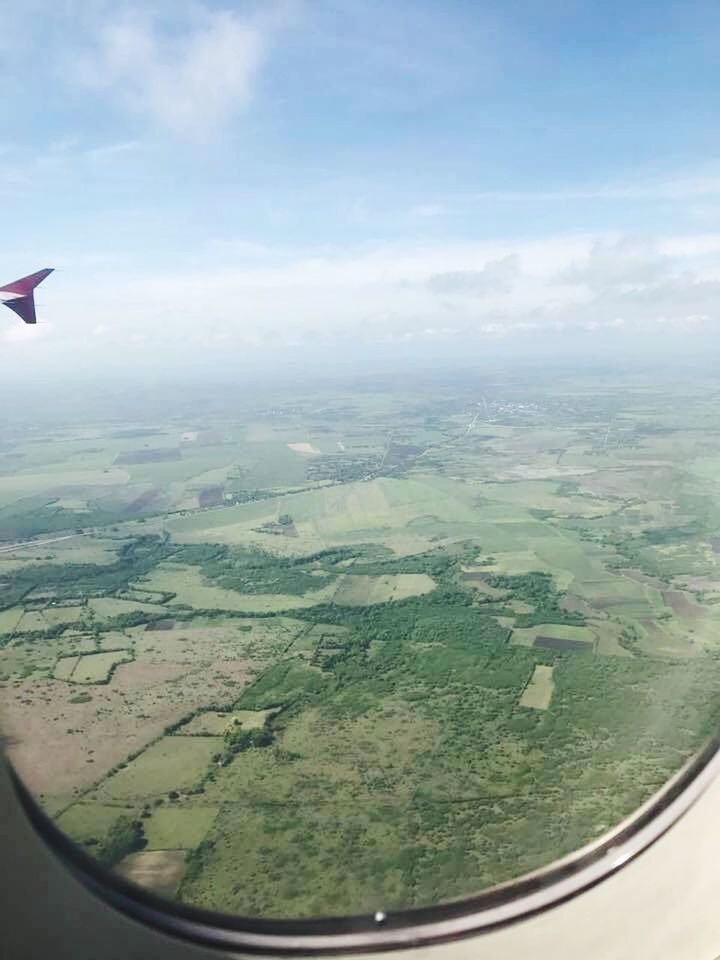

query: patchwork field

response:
[137,564,338,612]
[3,373,720,918]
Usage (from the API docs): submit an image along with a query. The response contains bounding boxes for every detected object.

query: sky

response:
[3,0,720,380]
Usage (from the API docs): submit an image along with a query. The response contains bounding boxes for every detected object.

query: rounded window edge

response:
[7,733,720,957]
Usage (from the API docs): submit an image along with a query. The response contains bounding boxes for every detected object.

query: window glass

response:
[2,0,720,922]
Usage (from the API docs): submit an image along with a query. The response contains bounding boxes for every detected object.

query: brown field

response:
[1,656,258,799]
[460,569,507,599]
[132,617,301,665]
[560,594,595,616]
[534,636,594,652]
[678,575,720,594]
[198,486,225,508]
[662,590,708,619]
[115,850,186,898]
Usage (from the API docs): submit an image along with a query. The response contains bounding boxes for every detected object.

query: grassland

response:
[66,650,133,684]
[144,806,219,850]
[331,573,436,605]
[95,737,223,801]
[136,564,338,612]
[519,665,555,709]
[3,373,720,917]
[179,709,275,735]
[56,803,132,843]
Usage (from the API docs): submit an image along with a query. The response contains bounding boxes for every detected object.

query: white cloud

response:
[84,140,142,161]
[77,8,269,135]
[5,229,720,378]
[0,321,53,345]
[428,254,520,296]
[558,238,671,290]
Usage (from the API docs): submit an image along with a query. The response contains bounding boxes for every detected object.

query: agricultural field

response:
[116,850,187,899]
[94,736,224,801]
[519,665,555,709]
[179,709,275,735]
[2,372,720,918]
[58,649,133,684]
[331,573,436,605]
[143,805,219,850]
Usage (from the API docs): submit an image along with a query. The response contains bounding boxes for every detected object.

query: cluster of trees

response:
[237,660,329,710]
[1,534,174,609]
[220,724,273,764]
[485,572,585,628]
[181,838,216,887]
[196,546,356,597]
[93,815,146,868]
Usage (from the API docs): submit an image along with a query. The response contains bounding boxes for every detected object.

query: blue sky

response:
[3,0,720,376]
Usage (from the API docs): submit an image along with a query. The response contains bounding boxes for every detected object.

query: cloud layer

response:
[4,230,720,378]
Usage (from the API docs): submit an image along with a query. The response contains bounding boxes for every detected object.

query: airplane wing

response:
[0,268,54,325]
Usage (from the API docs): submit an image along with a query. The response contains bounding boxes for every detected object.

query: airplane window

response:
[3,0,720,948]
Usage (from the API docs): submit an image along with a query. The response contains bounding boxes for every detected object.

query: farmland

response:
[2,371,720,917]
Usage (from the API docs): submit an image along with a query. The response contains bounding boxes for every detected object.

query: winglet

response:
[0,268,54,324]
[0,268,54,296]
[4,296,38,325]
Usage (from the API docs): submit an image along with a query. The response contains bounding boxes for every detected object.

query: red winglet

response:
[0,268,54,296]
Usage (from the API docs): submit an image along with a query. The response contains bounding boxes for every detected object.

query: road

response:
[0,532,91,555]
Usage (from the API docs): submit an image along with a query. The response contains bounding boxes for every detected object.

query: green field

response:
[332,573,436,605]
[88,597,168,619]
[180,709,275,735]
[137,564,338,612]
[144,806,219,850]
[95,737,223,801]
[68,650,133,684]
[54,655,81,680]
[56,803,133,844]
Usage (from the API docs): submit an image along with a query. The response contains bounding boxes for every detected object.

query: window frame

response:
[8,732,720,956]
